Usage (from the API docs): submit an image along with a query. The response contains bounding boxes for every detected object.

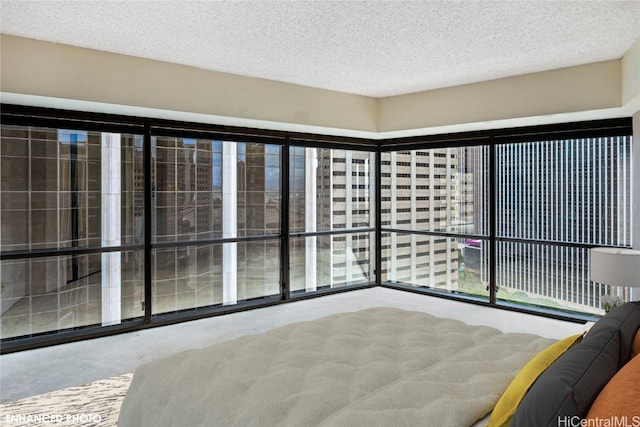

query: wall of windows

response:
[381,130,634,316]
[0,105,634,351]
[1,126,145,339]
[495,136,634,314]
[289,147,375,293]
[151,136,283,314]
[380,146,490,299]
[0,115,378,350]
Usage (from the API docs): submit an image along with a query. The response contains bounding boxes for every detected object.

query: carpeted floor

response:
[0,374,132,427]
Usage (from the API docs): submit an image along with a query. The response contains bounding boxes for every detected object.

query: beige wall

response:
[0,35,378,133]
[622,37,640,108]
[1,34,639,138]
[378,60,622,132]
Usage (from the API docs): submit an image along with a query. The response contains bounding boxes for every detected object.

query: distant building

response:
[496,137,633,312]
[380,149,464,291]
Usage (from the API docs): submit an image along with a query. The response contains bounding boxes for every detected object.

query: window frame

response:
[0,104,633,353]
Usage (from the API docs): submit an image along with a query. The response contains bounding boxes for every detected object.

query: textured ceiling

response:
[1,0,639,98]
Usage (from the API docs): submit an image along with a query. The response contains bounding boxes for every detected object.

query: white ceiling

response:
[1,0,639,98]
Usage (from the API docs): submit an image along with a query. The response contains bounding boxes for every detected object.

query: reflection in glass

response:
[496,137,632,313]
[151,240,280,315]
[495,242,616,315]
[497,138,631,245]
[382,232,488,299]
[149,137,285,315]
[0,251,144,339]
[289,147,375,233]
[153,137,223,242]
[1,125,144,340]
[381,147,488,235]
[152,245,222,314]
[380,146,488,300]
[289,146,306,233]
[153,138,280,242]
[289,146,375,295]
[237,142,281,237]
[1,127,144,251]
[291,232,374,293]
[237,240,280,300]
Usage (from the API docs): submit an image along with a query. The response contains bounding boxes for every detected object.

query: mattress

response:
[118,307,555,427]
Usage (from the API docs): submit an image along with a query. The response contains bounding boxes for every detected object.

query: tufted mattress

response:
[118,307,555,427]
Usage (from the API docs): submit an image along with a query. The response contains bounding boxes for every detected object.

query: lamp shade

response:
[590,248,640,288]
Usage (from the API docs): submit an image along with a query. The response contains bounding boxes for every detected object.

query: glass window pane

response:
[289,147,375,233]
[497,137,632,244]
[153,136,224,242]
[237,240,280,300]
[153,138,280,242]
[152,240,280,315]
[381,147,488,235]
[291,232,374,294]
[496,136,633,314]
[237,142,281,237]
[121,135,145,245]
[1,251,144,339]
[496,242,635,315]
[0,126,144,251]
[1,124,145,340]
[382,232,489,300]
[152,244,223,315]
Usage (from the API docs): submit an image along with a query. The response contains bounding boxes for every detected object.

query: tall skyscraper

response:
[496,136,633,313]
[380,149,468,291]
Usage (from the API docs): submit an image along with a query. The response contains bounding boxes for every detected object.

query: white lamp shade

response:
[590,247,640,288]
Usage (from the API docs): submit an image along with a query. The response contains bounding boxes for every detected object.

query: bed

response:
[118,303,640,427]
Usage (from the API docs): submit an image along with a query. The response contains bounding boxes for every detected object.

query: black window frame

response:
[0,103,633,353]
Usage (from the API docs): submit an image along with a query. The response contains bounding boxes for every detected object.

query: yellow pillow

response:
[488,333,584,427]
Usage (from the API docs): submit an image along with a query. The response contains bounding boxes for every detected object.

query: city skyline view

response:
[0,122,634,343]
